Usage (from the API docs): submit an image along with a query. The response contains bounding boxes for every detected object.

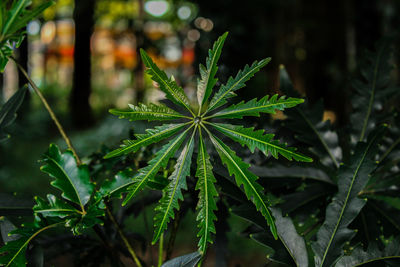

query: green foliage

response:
[0,85,26,142]
[335,237,400,266]
[0,0,54,72]
[41,144,94,211]
[2,5,399,264]
[197,32,227,108]
[312,126,386,267]
[106,33,309,254]
[195,132,218,253]
[206,58,271,113]
[0,220,61,267]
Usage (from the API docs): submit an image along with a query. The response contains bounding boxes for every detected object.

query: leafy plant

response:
[1,1,400,265]
[105,32,311,253]
[230,39,400,267]
[0,0,54,71]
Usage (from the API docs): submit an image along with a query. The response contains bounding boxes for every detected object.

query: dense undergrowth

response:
[1,1,400,266]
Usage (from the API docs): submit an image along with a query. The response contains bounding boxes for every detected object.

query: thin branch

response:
[105,204,143,267]
[10,56,81,165]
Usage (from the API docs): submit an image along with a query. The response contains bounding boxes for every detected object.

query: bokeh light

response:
[144,0,169,17]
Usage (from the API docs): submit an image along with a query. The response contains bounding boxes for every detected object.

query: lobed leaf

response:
[208,94,304,119]
[153,128,196,243]
[140,49,194,116]
[207,131,277,239]
[197,32,228,108]
[33,194,80,218]
[104,123,187,158]
[195,129,218,253]
[41,144,94,212]
[109,102,189,122]
[335,237,400,267]
[312,126,386,267]
[123,127,191,206]
[209,122,312,162]
[206,58,271,113]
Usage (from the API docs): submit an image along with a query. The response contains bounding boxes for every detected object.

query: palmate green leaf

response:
[207,94,304,119]
[33,194,80,218]
[0,85,27,142]
[40,144,94,212]
[195,129,218,253]
[140,49,194,116]
[153,128,196,243]
[312,126,386,267]
[207,131,278,239]
[197,32,228,108]
[208,122,312,162]
[0,221,62,267]
[109,103,190,122]
[206,58,271,113]
[123,127,192,206]
[335,237,400,267]
[104,123,187,159]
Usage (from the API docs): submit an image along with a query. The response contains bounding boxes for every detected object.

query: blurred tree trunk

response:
[132,0,147,103]
[18,36,31,117]
[0,72,3,104]
[71,0,95,128]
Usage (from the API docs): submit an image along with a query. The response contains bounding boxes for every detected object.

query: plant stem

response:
[158,233,164,267]
[10,57,81,165]
[105,205,142,267]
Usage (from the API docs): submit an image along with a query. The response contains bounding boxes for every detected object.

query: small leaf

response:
[195,130,218,253]
[33,194,80,218]
[140,49,194,116]
[41,144,94,211]
[207,132,277,239]
[153,129,196,243]
[109,103,189,122]
[123,127,191,205]
[197,32,228,108]
[161,251,202,267]
[207,59,271,113]
[105,123,187,158]
[209,122,312,162]
[208,94,304,119]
